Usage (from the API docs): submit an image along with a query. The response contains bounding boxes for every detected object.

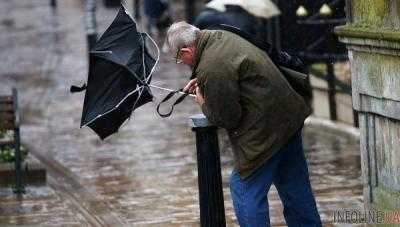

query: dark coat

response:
[144,0,168,19]
[193,5,259,36]
[193,30,311,178]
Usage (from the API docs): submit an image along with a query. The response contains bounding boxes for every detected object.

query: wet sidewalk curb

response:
[305,116,360,140]
[0,157,46,186]
[24,143,128,226]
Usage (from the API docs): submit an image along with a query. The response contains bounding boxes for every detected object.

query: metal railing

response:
[267,0,359,127]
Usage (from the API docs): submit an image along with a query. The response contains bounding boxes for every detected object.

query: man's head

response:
[166,21,201,66]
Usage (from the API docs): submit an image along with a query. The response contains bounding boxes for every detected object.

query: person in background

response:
[144,0,171,35]
[193,4,258,35]
[193,0,280,40]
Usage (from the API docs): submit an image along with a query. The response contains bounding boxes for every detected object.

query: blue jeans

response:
[229,132,322,227]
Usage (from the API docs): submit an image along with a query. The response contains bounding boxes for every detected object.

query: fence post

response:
[12,88,24,194]
[190,114,226,227]
[84,0,98,51]
[326,62,337,121]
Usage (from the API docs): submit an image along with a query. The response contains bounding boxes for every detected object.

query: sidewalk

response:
[0,1,363,226]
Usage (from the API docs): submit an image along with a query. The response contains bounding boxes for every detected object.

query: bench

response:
[0,88,24,193]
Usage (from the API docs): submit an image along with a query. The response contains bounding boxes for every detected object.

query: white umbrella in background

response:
[206,0,281,19]
[206,0,241,12]
[243,0,281,18]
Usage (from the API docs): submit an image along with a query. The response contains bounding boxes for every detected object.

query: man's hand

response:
[195,86,205,106]
[183,78,197,94]
[184,78,204,106]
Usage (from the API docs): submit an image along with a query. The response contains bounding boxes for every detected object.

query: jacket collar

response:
[192,30,212,72]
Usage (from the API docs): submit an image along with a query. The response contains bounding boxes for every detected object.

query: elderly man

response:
[166,21,322,227]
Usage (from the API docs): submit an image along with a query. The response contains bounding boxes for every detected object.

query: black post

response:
[185,0,195,23]
[84,0,98,51]
[50,0,57,8]
[12,88,25,194]
[190,114,226,227]
[134,0,141,22]
[326,62,337,121]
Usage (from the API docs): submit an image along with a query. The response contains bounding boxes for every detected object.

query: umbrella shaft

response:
[149,84,196,97]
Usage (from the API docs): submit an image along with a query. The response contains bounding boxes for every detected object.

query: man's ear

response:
[181,47,193,54]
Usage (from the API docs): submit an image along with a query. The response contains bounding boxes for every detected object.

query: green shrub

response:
[0,128,6,139]
[0,145,28,163]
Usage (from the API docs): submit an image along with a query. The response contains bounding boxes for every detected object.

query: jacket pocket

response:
[227,110,262,139]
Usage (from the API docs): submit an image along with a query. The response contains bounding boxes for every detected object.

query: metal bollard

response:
[190,114,226,227]
[50,0,57,8]
[84,0,98,51]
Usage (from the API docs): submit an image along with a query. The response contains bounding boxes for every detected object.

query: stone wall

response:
[336,0,400,215]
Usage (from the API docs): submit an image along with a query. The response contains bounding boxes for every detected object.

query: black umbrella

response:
[76,6,157,140]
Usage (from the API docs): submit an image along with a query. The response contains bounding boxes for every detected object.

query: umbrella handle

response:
[156,89,190,118]
[70,83,87,93]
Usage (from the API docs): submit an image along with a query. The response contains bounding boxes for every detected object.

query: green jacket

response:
[193,30,311,178]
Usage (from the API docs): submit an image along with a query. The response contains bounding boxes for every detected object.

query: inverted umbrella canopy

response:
[80,6,156,140]
[206,0,280,19]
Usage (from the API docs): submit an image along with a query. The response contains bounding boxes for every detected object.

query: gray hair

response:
[166,21,201,52]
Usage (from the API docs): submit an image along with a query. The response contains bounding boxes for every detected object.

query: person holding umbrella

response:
[166,22,322,226]
[193,2,259,35]
[193,0,281,38]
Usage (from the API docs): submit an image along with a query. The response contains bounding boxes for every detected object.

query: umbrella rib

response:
[130,28,149,111]
[149,84,196,97]
[130,30,160,111]
[142,33,159,84]
[128,40,147,112]
[141,32,195,97]
[82,86,143,127]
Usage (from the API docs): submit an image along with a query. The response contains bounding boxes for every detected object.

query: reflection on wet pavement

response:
[0,0,362,226]
[0,186,91,226]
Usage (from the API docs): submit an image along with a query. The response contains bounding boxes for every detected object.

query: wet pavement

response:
[0,0,363,226]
